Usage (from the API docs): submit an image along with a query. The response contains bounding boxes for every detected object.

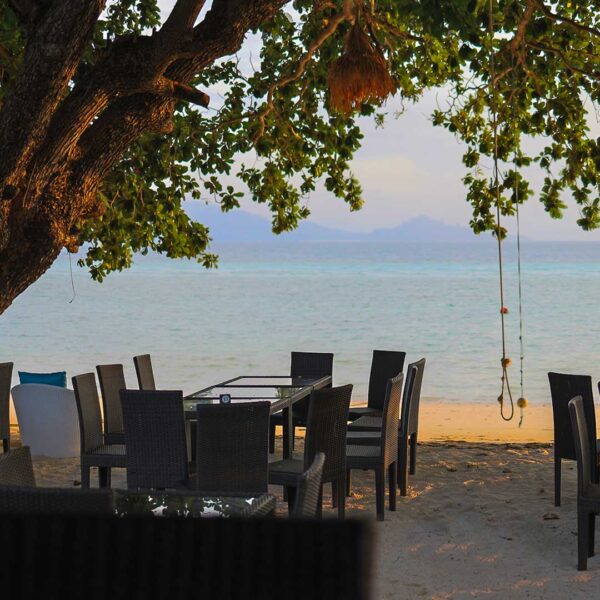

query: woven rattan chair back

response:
[293,452,325,519]
[0,447,35,487]
[290,352,334,381]
[0,362,12,451]
[569,396,596,498]
[380,373,403,466]
[97,364,126,437]
[72,373,104,454]
[290,352,334,420]
[304,384,352,483]
[195,401,270,495]
[549,372,597,461]
[0,486,112,515]
[133,354,156,391]
[121,389,188,490]
[367,350,405,412]
[401,359,426,436]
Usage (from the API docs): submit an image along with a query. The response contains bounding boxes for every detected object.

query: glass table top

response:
[189,385,304,400]
[114,491,275,518]
[222,376,322,387]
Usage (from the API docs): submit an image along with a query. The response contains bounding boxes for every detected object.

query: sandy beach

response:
[9,398,600,599]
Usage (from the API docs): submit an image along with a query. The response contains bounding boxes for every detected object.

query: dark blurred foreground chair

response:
[293,452,325,519]
[121,389,190,490]
[97,363,128,445]
[548,372,600,506]
[347,359,426,495]
[269,385,352,518]
[195,402,270,495]
[269,351,334,453]
[134,354,156,390]
[73,373,127,488]
[0,485,112,516]
[0,514,372,600]
[347,350,405,421]
[568,396,600,571]
[346,373,403,521]
[0,362,13,452]
[0,446,35,486]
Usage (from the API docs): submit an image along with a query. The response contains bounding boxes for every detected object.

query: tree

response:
[0,0,597,314]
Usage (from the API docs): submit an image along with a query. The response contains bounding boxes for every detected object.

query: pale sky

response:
[156,0,600,241]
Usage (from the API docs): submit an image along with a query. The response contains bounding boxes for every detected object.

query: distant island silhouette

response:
[185,202,492,243]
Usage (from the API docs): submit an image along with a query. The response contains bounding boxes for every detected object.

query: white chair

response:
[11,384,80,457]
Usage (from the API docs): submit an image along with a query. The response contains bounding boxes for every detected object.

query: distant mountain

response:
[184,202,352,242]
[366,216,480,242]
[184,202,484,243]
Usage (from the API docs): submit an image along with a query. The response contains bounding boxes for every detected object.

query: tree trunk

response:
[0,0,288,315]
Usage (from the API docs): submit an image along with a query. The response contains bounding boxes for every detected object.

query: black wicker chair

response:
[293,452,326,519]
[269,384,352,518]
[346,373,403,521]
[347,359,426,495]
[347,350,405,421]
[195,401,270,495]
[133,354,156,390]
[0,514,372,600]
[568,396,600,571]
[97,363,127,445]
[548,372,600,506]
[72,373,126,489]
[0,362,13,452]
[0,446,35,486]
[121,389,190,490]
[0,486,113,515]
[269,351,334,454]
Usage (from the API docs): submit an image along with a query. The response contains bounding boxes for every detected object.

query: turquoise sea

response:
[2,241,599,406]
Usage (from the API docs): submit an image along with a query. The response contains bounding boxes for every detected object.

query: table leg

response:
[282,402,293,458]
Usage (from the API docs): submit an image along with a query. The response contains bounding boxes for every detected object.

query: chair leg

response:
[375,468,385,521]
[316,486,323,519]
[2,438,8,453]
[286,486,297,516]
[346,470,352,497]
[554,456,561,507]
[99,467,111,489]
[578,509,590,570]
[388,462,397,511]
[332,481,337,508]
[589,513,596,558]
[269,423,275,454]
[337,477,346,519]
[81,465,90,489]
[398,437,409,496]
[409,433,417,475]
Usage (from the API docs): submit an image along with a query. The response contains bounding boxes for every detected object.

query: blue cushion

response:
[18,371,67,388]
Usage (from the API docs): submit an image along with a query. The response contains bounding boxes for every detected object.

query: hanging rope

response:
[511,54,527,427]
[488,0,514,422]
[67,251,76,304]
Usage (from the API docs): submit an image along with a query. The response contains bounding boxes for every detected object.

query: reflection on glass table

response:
[114,490,276,518]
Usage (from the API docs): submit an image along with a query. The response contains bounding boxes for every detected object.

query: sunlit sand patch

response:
[476,553,502,564]
[512,577,550,589]
[435,542,473,555]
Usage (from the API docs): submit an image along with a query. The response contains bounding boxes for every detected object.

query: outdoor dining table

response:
[184,375,332,458]
[114,489,276,518]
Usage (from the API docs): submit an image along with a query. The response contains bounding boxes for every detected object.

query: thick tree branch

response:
[533,0,600,38]
[160,0,208,35]
[527,41,600,80]
[72,0,290,194]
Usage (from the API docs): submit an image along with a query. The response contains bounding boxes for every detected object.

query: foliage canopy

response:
[1,0,598,283]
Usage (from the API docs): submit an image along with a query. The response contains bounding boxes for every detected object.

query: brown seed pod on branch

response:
[327,20,396,115]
